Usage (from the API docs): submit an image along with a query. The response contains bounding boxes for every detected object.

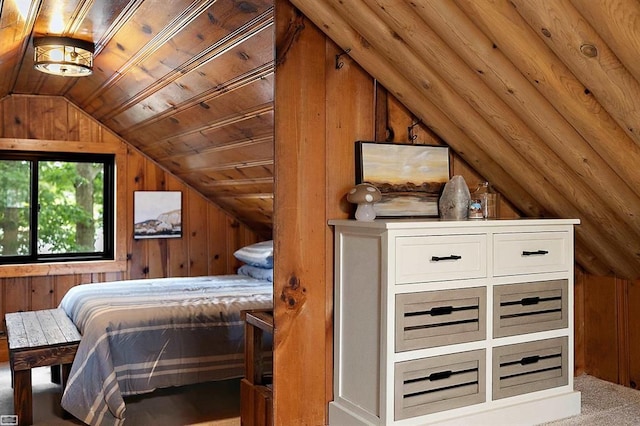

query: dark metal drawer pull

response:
[520,355,540,365]
[521,297,540,306]
[522,250,549,256]
[431,255,462,261]
[430,305,454,316]
[428,370,452,381]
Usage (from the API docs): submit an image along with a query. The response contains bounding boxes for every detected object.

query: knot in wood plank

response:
[580,44,598,58]
[280,275,306,310]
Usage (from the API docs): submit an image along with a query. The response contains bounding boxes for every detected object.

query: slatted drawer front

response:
[493,280,568,338]
[396,234,487,284]
[493,232,570,276]
[493,337,568,400]
[396,287,486,351]
[395,350,486,420]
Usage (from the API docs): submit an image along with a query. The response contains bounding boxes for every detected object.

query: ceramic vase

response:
[438,175,471,220]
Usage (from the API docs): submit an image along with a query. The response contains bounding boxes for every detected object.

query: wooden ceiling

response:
[3,0,640,278]
[288,0,640,279]
[0,0,274,237]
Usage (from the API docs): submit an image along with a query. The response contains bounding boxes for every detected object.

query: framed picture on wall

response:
[133,191,182,239]
[355,141,450,217]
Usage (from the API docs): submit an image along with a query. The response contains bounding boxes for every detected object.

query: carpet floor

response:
[0,362,240,425]
[544,374,640,425]
[2,363,639,425]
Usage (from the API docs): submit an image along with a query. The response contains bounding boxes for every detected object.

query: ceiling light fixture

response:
[33,36,94,77]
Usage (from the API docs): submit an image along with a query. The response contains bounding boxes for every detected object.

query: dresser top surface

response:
[328,218,580,230]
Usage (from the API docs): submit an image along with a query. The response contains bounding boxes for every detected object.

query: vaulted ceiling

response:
[0,0,275,237]
[2,0,640,278]
[289,0,640,279]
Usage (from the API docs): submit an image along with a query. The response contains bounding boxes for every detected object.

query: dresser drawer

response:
[493,232,571,276]
[493,337,568,400]
[493,280,568,338]
[395,350,486,420]
[396,234,487,284]
[396,287,486,351]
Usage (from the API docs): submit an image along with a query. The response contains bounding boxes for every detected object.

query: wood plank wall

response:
[273,2,521,424]
[0,94,261,327]
[273,1,633,424]
[579,273,640,390]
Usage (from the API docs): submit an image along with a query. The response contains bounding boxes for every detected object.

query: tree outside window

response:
[0,152,114,263]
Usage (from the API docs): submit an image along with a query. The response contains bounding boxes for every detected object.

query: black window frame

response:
[0,150,115,264]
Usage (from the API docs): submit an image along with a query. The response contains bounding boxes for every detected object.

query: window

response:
[0,151,115,264]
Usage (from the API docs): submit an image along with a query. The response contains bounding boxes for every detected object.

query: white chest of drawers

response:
[328,219,581,425]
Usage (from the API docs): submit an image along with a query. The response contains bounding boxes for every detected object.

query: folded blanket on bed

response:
[59,275,273,426]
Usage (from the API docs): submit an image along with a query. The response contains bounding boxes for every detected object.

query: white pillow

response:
[233,240,273,268]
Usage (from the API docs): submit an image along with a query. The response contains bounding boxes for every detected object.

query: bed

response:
[58,265,273,425]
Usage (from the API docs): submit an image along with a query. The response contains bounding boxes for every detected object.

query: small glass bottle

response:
[483,182,498,219]
[469,182,487,219]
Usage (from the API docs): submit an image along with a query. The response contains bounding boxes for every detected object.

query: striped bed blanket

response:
[58,275,273,426]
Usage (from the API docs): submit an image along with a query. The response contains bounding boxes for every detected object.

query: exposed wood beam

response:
[400,0,639,277]
[199,176,273,188]
[77,0,219,108]
[100,11,274,122]
[158,103,273,144]
[214,193,274,200]
[0,0,41,95]
[158,135,273,168]
[93,0,147,55]
[65,0,95,35]
[291,0,640,277]
[512,0,640,154]
[288,0,540,218]
[372,0,640,244]
[119,63,274,137]
[572,0,640,84]
[454,0,640,277]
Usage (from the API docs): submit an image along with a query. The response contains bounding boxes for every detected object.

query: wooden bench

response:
[5,309,81,426]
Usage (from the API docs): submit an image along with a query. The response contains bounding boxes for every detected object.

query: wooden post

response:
[274,2,330,424]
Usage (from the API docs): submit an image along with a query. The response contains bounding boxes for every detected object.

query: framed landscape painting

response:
[355,141,450,217]
[134,191,182,239]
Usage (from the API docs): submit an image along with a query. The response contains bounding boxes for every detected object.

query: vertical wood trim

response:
[145,159,168,278]
[616,277,630,386]
[324,41,376,408]
[274,1,328,423]
[227,217,242,272]
[5,278,29,313]
[207,205,228,275]
[67,104,81,141]
[30,276,54,311]
[4,96,28,138]
[54,275,78,306]
[584,274,619,383]
[127,148,148,279]
[627,279,640,389]
[188,193,209,276]
[374,82,389,141]
[114,144,128,266]
[573,268,585,376]
[167,176,189,277]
